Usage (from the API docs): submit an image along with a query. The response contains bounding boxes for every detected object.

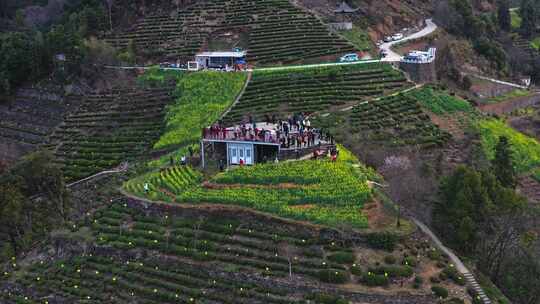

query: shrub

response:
[436,261,447,268]
[439,271,448,281]
[361,273,389,286]
[431,285,449,298]
[384,255,396,264]
[366,232,399,251]
[447,298,465,304]
[413,276,423,289]
[328,252,355,264]
[443,266,466,285]
[350,264,362,276]
[472,295,484,304]
[402,256,417,267]
[307,293,350,304]
[317,269,349,284]
[427,248,442,261]
[369,265,413,278]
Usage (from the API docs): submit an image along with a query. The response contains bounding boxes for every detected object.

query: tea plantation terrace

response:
[348,92,452,147]
[0,86,80,164]
[106,0,356,64]
[4,200,446,304]
[223,62,410,125]
[49,86,175,181]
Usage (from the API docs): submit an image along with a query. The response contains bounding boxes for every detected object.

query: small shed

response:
[195,51,247,69]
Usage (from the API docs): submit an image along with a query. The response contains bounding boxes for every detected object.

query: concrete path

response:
[412,218,492,304]
[379,19,439,62]
[254,59,382,72]
[66,163,128,188]
[220,71,252,119]
[470,74,529,90]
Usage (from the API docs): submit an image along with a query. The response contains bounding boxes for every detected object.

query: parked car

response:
[339,53,359,62]
[392,33,404,41]
[383,36,393,42]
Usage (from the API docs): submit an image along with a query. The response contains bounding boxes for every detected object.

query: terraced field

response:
[223,63,410,125]
[347,93,451,147]
[106,0,356,64]
[125,157,376,228]
[3,200,455,304]
[50,87,175,181]
[0,87,80,163]
[125,166,202,195]
[106,14,208,59]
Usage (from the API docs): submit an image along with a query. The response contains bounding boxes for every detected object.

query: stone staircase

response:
[463,272,492,304]
[412,219,492,304]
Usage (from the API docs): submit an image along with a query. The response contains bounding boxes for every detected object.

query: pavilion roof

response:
[334,1,358,13]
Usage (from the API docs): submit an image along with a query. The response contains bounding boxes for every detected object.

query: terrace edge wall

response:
[399,61,436,83]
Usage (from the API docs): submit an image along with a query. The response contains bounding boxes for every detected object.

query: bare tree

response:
[104,0,114,32]
[278,241,294,278]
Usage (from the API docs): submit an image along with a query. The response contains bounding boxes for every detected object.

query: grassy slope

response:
[477,119,540,174]
[406,87,473,115]
[154,71,247,150]
[339,26,373,52]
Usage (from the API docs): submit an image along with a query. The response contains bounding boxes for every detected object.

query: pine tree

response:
[492,136,516,188]
[497,0,511,31]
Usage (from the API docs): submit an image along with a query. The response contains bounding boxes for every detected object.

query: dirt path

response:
[478,92,540,115]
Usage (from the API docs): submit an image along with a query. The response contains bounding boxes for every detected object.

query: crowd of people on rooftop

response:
[202,113,334,149]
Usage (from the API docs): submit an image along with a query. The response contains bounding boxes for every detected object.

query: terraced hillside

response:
[0,86,80,164]
[125,157,375,228]
[50,87,175,181]
[348,93,451,147]
[3,198,471,304]
[106,0,356,64]
[223,63,410,125]
[106,14,208,59]
[513,36,539,62]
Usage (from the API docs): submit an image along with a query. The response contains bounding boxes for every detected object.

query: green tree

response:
[0,32,34,94]
[11,151,71,221]
[520,0,537,37]
[433,166,493,253]
[0,183,24,255]
[118,39,136,64]
[492,136,516,188]
[497,0,511,31]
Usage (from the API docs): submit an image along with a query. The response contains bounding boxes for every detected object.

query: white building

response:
[401,48,437,64]
[194,51,247,70]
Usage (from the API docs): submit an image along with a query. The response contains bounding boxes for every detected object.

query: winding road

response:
[379,19,439,62]
[104,18,440,75]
